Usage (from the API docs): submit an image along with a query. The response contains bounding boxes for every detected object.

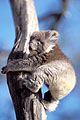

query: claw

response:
[22,79,39,93]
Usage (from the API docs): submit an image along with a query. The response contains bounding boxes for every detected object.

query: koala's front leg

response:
[1,53,46,74]
[1,58,36,74]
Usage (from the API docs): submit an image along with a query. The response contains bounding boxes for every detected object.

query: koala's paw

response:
[23,79,40,93]
[41,99,59,112]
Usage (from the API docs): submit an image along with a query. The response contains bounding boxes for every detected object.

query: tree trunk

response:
[7,0,47,120]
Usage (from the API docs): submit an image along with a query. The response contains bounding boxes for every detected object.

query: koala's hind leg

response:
[42,90,59,112]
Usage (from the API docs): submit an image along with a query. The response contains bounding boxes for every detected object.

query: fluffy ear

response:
[1,66,7,74]
[45,30,59,43]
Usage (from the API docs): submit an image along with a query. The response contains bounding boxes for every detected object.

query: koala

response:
[1,30,76,111]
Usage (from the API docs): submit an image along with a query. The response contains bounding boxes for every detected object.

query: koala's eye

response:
[37,41,41,45]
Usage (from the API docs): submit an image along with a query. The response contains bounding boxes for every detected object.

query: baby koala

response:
[2,30,76,112]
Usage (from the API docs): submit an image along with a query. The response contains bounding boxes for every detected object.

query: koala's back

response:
[35,44,76,100]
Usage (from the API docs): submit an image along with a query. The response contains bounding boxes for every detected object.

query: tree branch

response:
[38,0,69,29]
[7,0,47,120]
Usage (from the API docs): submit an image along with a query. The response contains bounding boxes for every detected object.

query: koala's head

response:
[29,30,59,53]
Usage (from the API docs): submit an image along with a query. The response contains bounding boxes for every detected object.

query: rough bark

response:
[7,0,47,120]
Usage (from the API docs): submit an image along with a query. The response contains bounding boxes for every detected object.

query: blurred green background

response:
[0,0,80,120]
